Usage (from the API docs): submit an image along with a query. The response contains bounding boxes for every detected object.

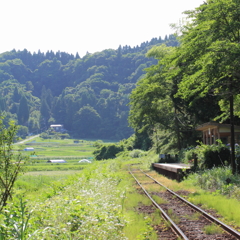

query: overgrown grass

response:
[183,166,240,211]
[152,195,167,204]
[24,170,81,176]
[185,166,239,189]
[14,172,75,201]
[123,191,158,240]
[203,223,223,235]
[183,212,200,221]
[145,163,240,229]
[24,164,85,172]
[187,192,240,225]
[1,154,163,239]
[4,139,240,239]
[167,209,180,224]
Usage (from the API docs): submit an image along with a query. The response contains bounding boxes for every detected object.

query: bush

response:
[203,147,230,169]
[235,144,240,172]
[129,149,146,158]
[180,142,230,169]
[185,166,240,197]
[93,143,124,160]
[17,125,29,138]
[40,132,51,139]
[59,133,70,139]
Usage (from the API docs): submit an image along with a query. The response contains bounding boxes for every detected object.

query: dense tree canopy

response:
[0,35,177,140]
[174,0,240,173]
[129,0,240,172]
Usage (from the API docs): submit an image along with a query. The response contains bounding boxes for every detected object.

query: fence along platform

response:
[152,163,191,181]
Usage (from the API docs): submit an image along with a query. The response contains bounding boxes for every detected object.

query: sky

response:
[1,0,204,57]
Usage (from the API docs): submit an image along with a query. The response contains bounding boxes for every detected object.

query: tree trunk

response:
[175,107,181,151]
[230,94,236,174]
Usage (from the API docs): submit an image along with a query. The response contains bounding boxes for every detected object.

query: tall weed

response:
[0,198,32,240]
[185,166,240,195]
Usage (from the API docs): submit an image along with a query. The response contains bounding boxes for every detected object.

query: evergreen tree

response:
[40,99,50,128]
[0,97,7,112]
[17,96,29,125]
[13,86,21,103]
[46,88,53,110]
[75,52,80,59]
[41,85,47,100]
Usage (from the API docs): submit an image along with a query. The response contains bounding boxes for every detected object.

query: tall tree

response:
[17,96,29,125]
[40,99,50,128]
[73,105,101,138]
[175,0,240,173]
[129,45,200,152]
[0,97,7,112]
[13,86,21,103]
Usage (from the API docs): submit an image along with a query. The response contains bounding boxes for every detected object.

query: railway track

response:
[129,166,240,240]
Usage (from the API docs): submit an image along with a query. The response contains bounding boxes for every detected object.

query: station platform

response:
[152,163,191,181]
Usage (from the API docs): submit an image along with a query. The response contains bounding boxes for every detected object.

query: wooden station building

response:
[153,121,240,181]
[196,121,240,145]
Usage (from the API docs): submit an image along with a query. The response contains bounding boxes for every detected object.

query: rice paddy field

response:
[14,136,98,171]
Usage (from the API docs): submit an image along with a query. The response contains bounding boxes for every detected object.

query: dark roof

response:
[196,121,240,131]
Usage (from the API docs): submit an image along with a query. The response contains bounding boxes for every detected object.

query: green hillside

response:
[0,35,178,140]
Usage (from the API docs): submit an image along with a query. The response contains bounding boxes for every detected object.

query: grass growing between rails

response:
[146,164,240,229]
[203,223,223,235]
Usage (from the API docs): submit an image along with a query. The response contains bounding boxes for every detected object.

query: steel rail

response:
[129,167,189,240]
[142,169,240,239]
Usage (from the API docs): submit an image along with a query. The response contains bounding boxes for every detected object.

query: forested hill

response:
[0,34,178,140]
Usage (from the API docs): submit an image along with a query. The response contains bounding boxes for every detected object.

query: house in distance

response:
[50,124,65,132]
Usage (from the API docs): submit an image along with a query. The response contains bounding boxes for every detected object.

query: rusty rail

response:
[129,167,189,240]
[142,169,240,239]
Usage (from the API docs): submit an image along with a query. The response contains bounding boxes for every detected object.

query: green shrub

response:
[180,142,230,169]
[129,149,146,158]
[235,144,240,172]
[93,143,124,160]
[58,133,70,139]
[185,166,240,195]
[179,146,196,164]
[40,132,51,139]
